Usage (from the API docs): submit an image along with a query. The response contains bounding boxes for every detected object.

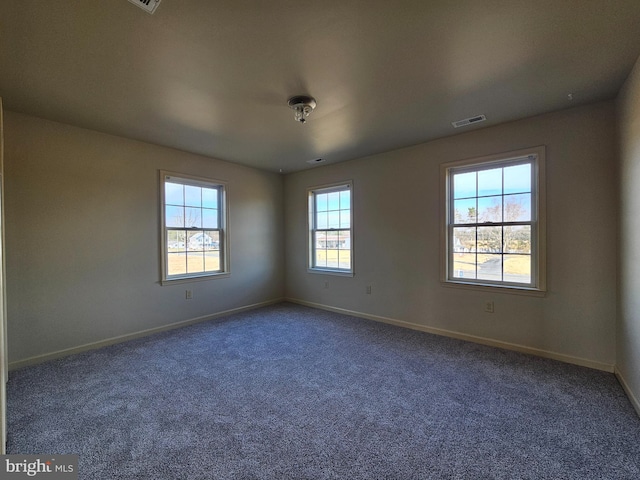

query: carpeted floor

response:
[6,302,640,479]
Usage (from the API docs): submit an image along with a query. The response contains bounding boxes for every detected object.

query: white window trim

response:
[160,170,230,285]
[440,146,546,294]
[307,180,354,277]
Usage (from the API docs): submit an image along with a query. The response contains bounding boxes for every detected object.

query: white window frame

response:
[441,146,546,294]
[308,181,354,276]
[160,171,230,285]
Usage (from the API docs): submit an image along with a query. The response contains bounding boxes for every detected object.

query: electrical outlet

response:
[484,301,494,313]
[186,289,193,300]
[366,285,372,295]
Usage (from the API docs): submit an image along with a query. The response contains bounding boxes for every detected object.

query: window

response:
[442,147,545,291]
[160,171,228,283]
[308,182,353,275]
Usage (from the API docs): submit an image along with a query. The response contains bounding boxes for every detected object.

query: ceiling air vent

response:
[306,158,325,165]
[127,0,162,14]
[451,114,486,128]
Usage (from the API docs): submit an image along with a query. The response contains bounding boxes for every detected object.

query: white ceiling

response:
[1,1,639,173]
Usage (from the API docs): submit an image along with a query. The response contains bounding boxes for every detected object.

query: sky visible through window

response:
[451,162,532,284]
[164,181,222,277]
[313,187,352,271]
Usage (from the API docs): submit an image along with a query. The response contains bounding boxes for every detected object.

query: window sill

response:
[308,268,354,278]
[161,272,230,286]
[441,280,546,297]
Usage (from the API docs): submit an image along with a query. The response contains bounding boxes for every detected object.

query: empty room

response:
[0,0,639,478]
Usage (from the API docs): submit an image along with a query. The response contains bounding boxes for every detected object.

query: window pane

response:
[184,207,202,228]
[340,210,351,229]
[167,230,186,251]
[453,198,476,224]
[205,250,221,272]
[205,230,220,250]
[316,193,328,212]
[327,192,340,210]
[315,231,326,249]
[504,194,531,222]
[163,175,226,281]
[477,254,502,281]
[504,226,531,254]
[167,252,187,276]
[184,185,201,207]
[187,231,204,251]
[316,211,328,229]
[326,249,339,268]
[338,249,351,269]
[478,168,502,197]
[202,188,218,209]
[328,211,340,229]
[452,253,476,279]
[166,206,184,228]
[453,227,476,253]
[453,172,476,199]
[325,231,340,249]
[478,196,502,222]
[187,252,205,274]
[340,190,351,210]
[165,182,184,206]
[202,208,218,228]
[315,249,327,267]
[504,164,531,194]
[310,184,352,272]
[447,156,539,289]
[338,230,351,250]
[504,254,531,284]
[477,226,502,253]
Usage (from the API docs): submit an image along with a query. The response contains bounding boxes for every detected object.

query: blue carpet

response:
[7,303,640,479]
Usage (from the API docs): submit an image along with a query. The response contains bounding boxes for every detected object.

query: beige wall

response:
[285,101,617,369]
[617,55,640,412]
[4,112,284,364]
[2,100,624,377]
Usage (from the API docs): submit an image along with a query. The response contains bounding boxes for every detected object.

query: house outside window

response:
[441,147,546,292]
[308,181,354,275]
[160,171,229,284]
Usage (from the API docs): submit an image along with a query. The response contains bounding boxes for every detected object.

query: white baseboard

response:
[9,298,284,371]
[615,368,640,417]
[286,298,615,373]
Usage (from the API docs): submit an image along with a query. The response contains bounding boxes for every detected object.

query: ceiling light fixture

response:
[287,95,317,124]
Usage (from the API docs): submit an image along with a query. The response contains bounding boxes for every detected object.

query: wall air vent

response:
[127,0,162,14]
[451,114,486,128]
[306,158,325,165]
